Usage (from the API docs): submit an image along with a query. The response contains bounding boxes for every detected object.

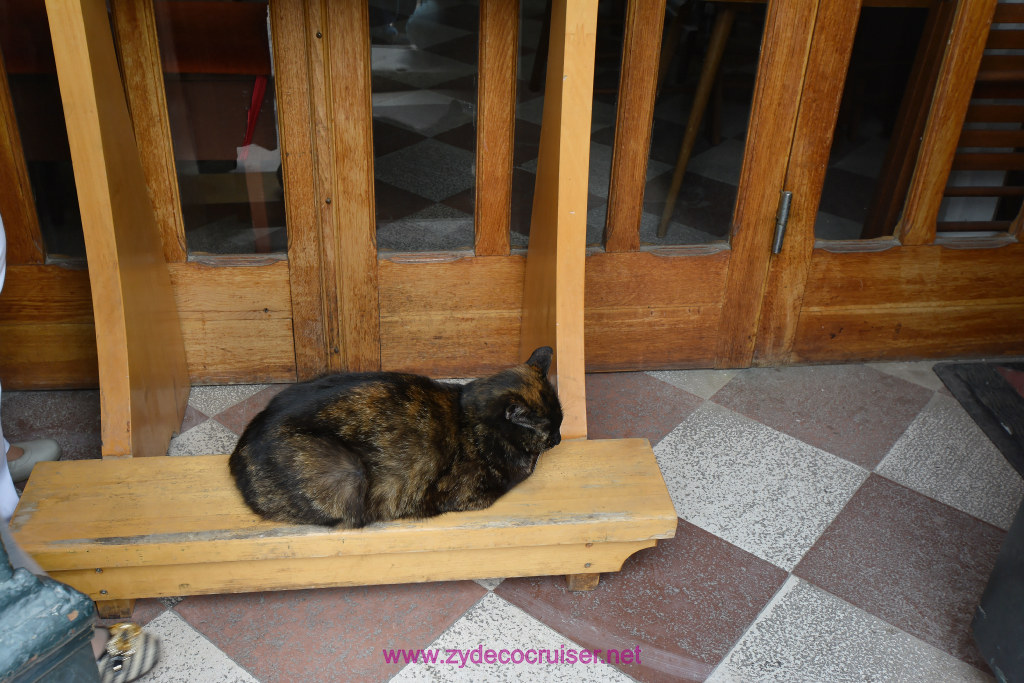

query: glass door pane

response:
[812,4,933,241]
[154,0,285,255]
[370,0,480,252]
[0,0,85,259]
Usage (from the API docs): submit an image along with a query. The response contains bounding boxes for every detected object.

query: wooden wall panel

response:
[168,261,296,384]
[792,244,1024,362]
[379,255,526,377]
[0,265,97,388]
[380,249,731,377]
[794,303,1024,363]
[801,244,1024,309]
[584,249,728,371]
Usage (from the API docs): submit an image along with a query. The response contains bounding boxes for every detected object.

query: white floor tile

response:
[867,361,945,392]
[647,369,738,400]
[655,402,868,570]
[139,610,258,683]
[187,385,267,419]
[389,592,633,682]
[877,393,1024,530]
[707,577,992,683]
[168,420,239,457]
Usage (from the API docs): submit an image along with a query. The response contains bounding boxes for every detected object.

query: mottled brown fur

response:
[228,347,563,527]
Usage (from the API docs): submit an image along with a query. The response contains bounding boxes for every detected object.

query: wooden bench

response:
[10,439,677,618]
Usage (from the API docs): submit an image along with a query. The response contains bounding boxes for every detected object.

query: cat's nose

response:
[549,431,561,448]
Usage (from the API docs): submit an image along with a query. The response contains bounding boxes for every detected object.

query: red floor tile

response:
[213,385,288,436]
[794,474,1005,669]
[1,389,101,461]
[586,373,703,446]
[712,365,933,469]
[496,519,787,683]
[174,581,487,683]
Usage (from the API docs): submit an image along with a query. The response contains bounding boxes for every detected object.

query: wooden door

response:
[755,0,1024,366]
[369,0,827,377]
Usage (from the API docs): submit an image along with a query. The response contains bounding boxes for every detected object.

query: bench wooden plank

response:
[10,439,677,601]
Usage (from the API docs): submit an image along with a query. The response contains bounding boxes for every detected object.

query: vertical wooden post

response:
[519,0,598,440]
[44,0,188,458]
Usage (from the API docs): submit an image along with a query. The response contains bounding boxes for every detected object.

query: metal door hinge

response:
[772,190,793,254]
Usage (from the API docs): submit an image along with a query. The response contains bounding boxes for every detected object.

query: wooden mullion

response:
[896,0,998,247]
[475,0,518,257]
[753,0,861,366]
[604,0,665,253]
[271,0,328,380]
[325,0,380,372]
[109,0,187,264]
[714,0,820,368]
[0,48,45,264]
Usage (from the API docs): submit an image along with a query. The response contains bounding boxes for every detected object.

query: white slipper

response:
[7,439,62,483]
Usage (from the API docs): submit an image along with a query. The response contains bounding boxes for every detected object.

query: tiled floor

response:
[5,359,1022,682]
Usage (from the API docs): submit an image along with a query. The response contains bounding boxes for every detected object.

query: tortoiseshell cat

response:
[229,347,563,527]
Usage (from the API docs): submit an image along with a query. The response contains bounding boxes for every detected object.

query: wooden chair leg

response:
[565,573,600,591]
[95,598,136,620]
[658,5,736,237]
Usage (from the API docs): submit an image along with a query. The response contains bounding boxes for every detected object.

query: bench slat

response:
[12,439,678,577]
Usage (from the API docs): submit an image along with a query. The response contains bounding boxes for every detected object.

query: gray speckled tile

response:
[867,360,945,392]
[187,385,267,419]
[140,610,258,683]
[655,402,868,570]
[375,139,475,202]
[877,393,1024,530]
[167,420,239,457]
[390,592,633,682]
[647,369,739,400]
[707,577,992,683]
[474,578,504,591]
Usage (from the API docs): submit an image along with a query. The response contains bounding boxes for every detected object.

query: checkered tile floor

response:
[6,360,1021,681]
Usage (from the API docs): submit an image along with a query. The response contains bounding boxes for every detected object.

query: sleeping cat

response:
[228,347,563,527]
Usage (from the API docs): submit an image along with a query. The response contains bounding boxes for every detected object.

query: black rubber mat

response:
[933,361,1024,479]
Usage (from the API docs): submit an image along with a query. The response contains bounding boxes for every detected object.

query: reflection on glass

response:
[370,0,479,253]
[937,1,1024,237]
[814,6,928,241]
[644,1,765,246]
[154,0,285,255]
[0,0,85,259]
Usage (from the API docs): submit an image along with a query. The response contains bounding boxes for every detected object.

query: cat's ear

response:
[525,346,553,375]
[505,401,531,427]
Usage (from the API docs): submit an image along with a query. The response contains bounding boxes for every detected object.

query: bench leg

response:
[95,598,135,620]
[565,573,600,591]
